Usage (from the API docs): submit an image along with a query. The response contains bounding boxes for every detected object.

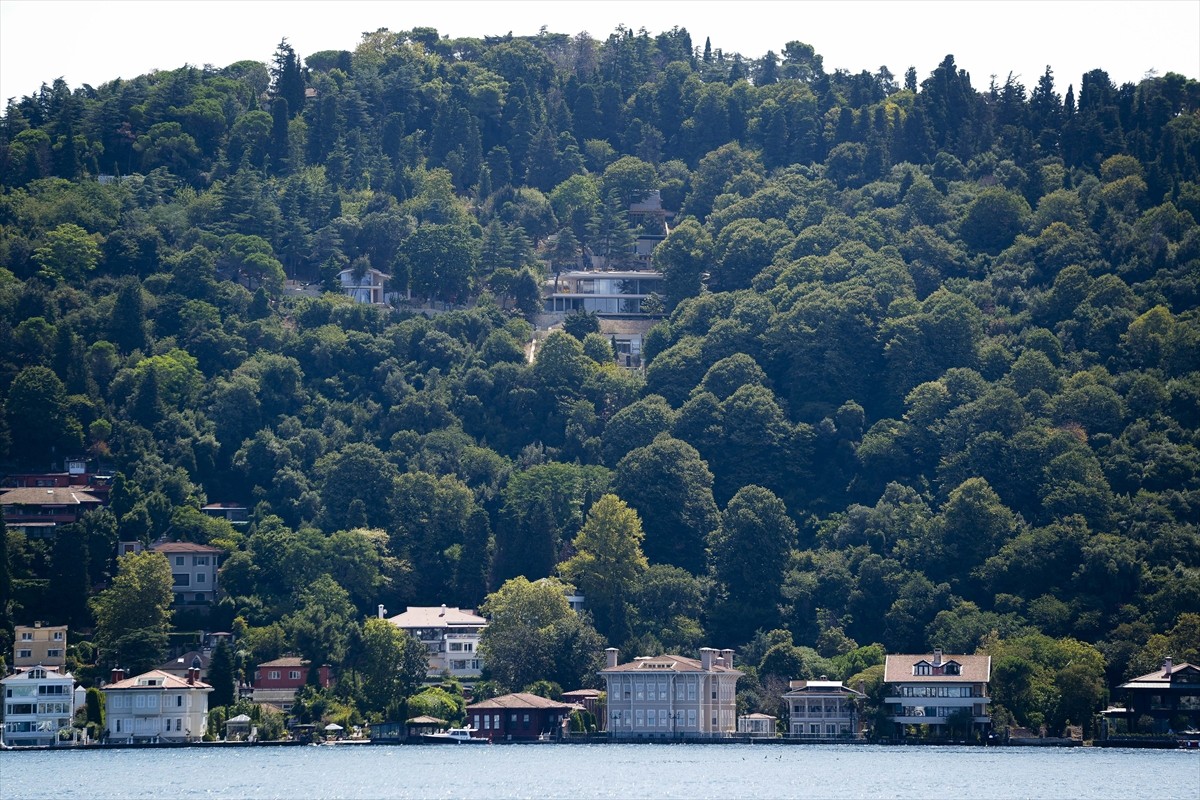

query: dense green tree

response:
[708,486,797,646]
[90,552,174,672]
[613,436,718,574]
[560,494,648,643]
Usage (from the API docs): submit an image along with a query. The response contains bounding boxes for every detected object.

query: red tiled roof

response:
[601,654,742,675]
[152,541,225,553]
[883,654,991,683]
[104,669,211,690]
[257,657,307,668]
[466,692,579,711]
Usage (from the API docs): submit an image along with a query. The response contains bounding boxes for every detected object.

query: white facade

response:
[386,605,486,681]
[151,542,223,608]
[102,669,211,743]
[544,270,664,316]
[1,666,77,746]
[783,679,864,739]
[338,267,390,304]
[600,647,742,739]
[883,649,991,735]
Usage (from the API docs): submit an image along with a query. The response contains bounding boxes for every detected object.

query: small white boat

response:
[421,726,488,744]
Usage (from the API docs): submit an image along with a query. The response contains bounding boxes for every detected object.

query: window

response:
[687,709,696,728]
[268,670,280,680]
[175,556,185,566]
[648,709,656,727]
[46,649,62,658]
[915,663,931,676]
[510,713,517,723]
[176,695,183,707]
[635,682,644,700]
[17,649,31,659]
[52,631,64,641]
[483,715,490,730]
[193,556,209,566]
[20,632,32,641]
[289,670,301,680]
[115,719,122,733]
[173,573,190,586]
[523,714,530,724]
[635,709,644,727]
[196,573,206,583]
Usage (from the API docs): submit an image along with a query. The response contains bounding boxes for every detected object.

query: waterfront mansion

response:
[600,647,742,739]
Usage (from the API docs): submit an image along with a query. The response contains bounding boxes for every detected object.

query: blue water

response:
[1,743,1196,799]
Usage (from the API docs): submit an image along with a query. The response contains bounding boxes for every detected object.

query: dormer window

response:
[914,663,932,676]
[944,662,960,675]
[29,668,46,679]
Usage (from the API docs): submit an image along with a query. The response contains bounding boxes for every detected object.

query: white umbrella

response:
[324,723,344,731]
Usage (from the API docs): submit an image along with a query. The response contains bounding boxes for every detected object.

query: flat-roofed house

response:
[1,665,78,747]
[13,623,68,669]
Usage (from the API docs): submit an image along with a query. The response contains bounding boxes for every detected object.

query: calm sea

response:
[1,743,1196,799]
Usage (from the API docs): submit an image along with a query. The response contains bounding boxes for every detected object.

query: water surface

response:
[2,743,1196,799]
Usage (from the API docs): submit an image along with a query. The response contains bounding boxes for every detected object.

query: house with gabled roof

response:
[102,667,211,743]
[466,692,582,741]
[600,646,742,739]
[1112,658,1200,734]
[883,648,991,738]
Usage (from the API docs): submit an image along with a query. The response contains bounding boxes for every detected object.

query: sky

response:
[1,0,1197,103]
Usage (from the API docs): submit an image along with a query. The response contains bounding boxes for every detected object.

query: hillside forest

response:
[1,26,1199,735]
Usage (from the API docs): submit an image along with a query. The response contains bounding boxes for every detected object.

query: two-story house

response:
[386,605,486,682]
[337,266,391,305]
[1,665,78,747]
[102,668,211,743]
[544,270,664,317]
[150,542,223,609]
[13,623,68,669]
[600,647,742,740]
[783,678,866,739]
[883,649,991,738]
[1112,658,1200,734]
[251,657,332,710]
[0,486,103,535]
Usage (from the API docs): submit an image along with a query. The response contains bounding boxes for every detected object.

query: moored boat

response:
[421,726,488,744]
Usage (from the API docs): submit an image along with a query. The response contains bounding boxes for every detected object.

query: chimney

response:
[605,647,619,669]
[110,668,125,684]
[933,648,943,666]
[720,649,734,669]
[377,604,387,619]
[187,668,196,685]
[1164,656,1173,677]
[700,648,714,671]
[440,604,447,617]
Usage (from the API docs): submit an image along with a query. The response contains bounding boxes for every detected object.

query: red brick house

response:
[466,692,581,741]
[251,658,332,710]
